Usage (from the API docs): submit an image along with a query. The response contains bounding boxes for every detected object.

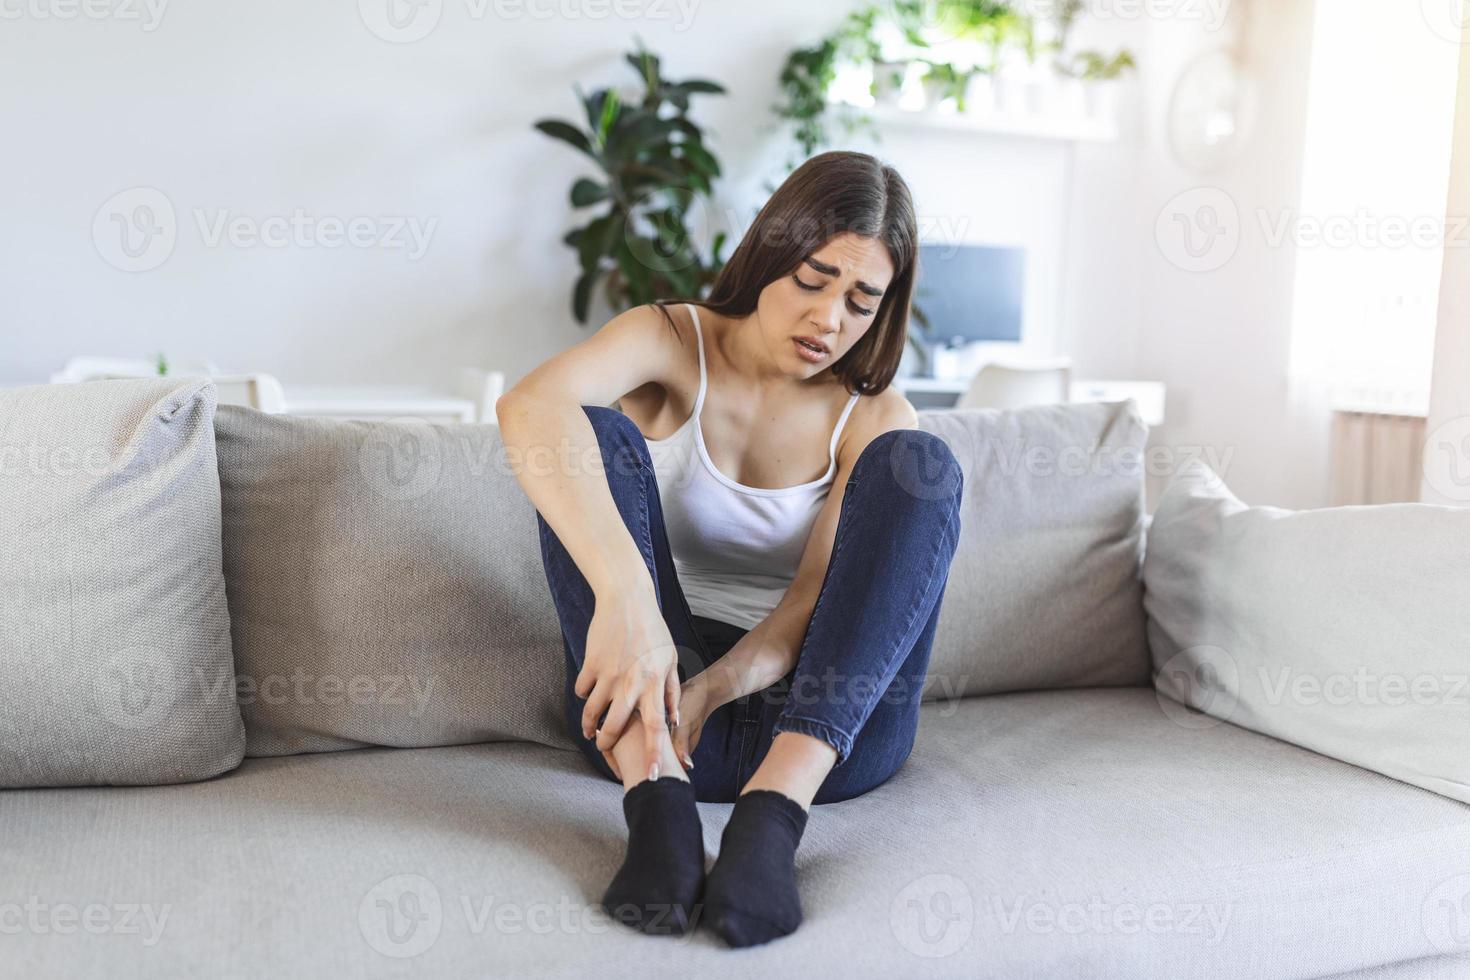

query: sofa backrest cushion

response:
[1144,458,1470,805]
[214,406,568,757]
[917,400,1151,701]
[215,398,1151,758]
[0,378,245,787]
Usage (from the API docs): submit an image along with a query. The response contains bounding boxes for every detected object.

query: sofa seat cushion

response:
[3,689,1468,978]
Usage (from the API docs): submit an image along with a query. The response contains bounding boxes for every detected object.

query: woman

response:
[496,150,964,946]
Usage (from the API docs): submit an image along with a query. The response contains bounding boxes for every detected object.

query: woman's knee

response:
[582,405,651,483]
[850,428,963,510]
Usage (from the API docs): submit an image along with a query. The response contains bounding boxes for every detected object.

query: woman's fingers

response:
[580,675,613,741]
[664,668,681,729]
[675,730,695,770]
[595,687,637,753]
[573,661,596,701]
[639,689,667,778]
[582,675,617,743]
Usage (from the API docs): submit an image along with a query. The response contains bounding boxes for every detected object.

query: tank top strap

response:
[827,390,862,469]
[685,303,708,419]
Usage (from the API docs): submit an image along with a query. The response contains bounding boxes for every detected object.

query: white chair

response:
[211,373,288,413]
[454,368,506,424]
[955,357,1074,411]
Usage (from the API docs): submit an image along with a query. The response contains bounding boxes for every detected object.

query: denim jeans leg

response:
[534,404,745,801]
[761,427,964,804]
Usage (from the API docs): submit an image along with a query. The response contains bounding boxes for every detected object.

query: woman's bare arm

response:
[495,303,689,769]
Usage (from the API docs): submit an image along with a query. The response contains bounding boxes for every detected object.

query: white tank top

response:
[645,303,862,631]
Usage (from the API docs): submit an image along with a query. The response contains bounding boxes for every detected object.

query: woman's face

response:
[756,233,894,377]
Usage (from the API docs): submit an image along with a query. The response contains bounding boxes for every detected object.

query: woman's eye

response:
[794,273,873,316]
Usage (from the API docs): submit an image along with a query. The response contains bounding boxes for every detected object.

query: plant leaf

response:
[570,178,609,207]
[572,268,598,323]
[533,119,598,161]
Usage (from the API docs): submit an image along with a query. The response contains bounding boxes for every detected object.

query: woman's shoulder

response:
[835,385,918,469]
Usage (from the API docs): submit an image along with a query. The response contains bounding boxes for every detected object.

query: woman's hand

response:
[578,583,682,779]
[670,674,719,772]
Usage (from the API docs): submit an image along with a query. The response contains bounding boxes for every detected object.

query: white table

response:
[285,385,478,424]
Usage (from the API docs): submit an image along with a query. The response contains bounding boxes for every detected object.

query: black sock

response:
[703,788,809,947]
[600,775,706,936]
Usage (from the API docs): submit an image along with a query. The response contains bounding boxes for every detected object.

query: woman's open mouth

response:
[793,337,829,363]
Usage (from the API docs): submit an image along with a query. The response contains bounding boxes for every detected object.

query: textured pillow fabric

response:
[214,406,569,757]
[0,377,245,787]
[916,399,1151,701]
[1144,458,1470,805]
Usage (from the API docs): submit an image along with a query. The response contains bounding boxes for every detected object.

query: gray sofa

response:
[3,377,1468,979]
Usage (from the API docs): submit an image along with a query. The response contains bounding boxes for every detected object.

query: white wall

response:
[0,0,854,387]
[5,0,1439,512]
[1125,0,1323,511]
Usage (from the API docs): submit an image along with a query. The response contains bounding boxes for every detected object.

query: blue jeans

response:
[536,405,963,805]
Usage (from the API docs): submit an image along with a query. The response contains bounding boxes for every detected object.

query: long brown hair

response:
[652,150,918,396]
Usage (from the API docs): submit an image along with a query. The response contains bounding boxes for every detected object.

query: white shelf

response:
[852,102,1118,143]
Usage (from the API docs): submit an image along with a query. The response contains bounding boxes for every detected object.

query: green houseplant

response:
[534,39,729,323]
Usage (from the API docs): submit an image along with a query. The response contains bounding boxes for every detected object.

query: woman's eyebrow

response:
[803,255,886,296]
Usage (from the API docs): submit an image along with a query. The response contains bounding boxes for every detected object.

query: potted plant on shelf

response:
[918,60,974,112]
[533,38,729,324]
[1058,49,1137,120]
[1048,0,1136,121]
